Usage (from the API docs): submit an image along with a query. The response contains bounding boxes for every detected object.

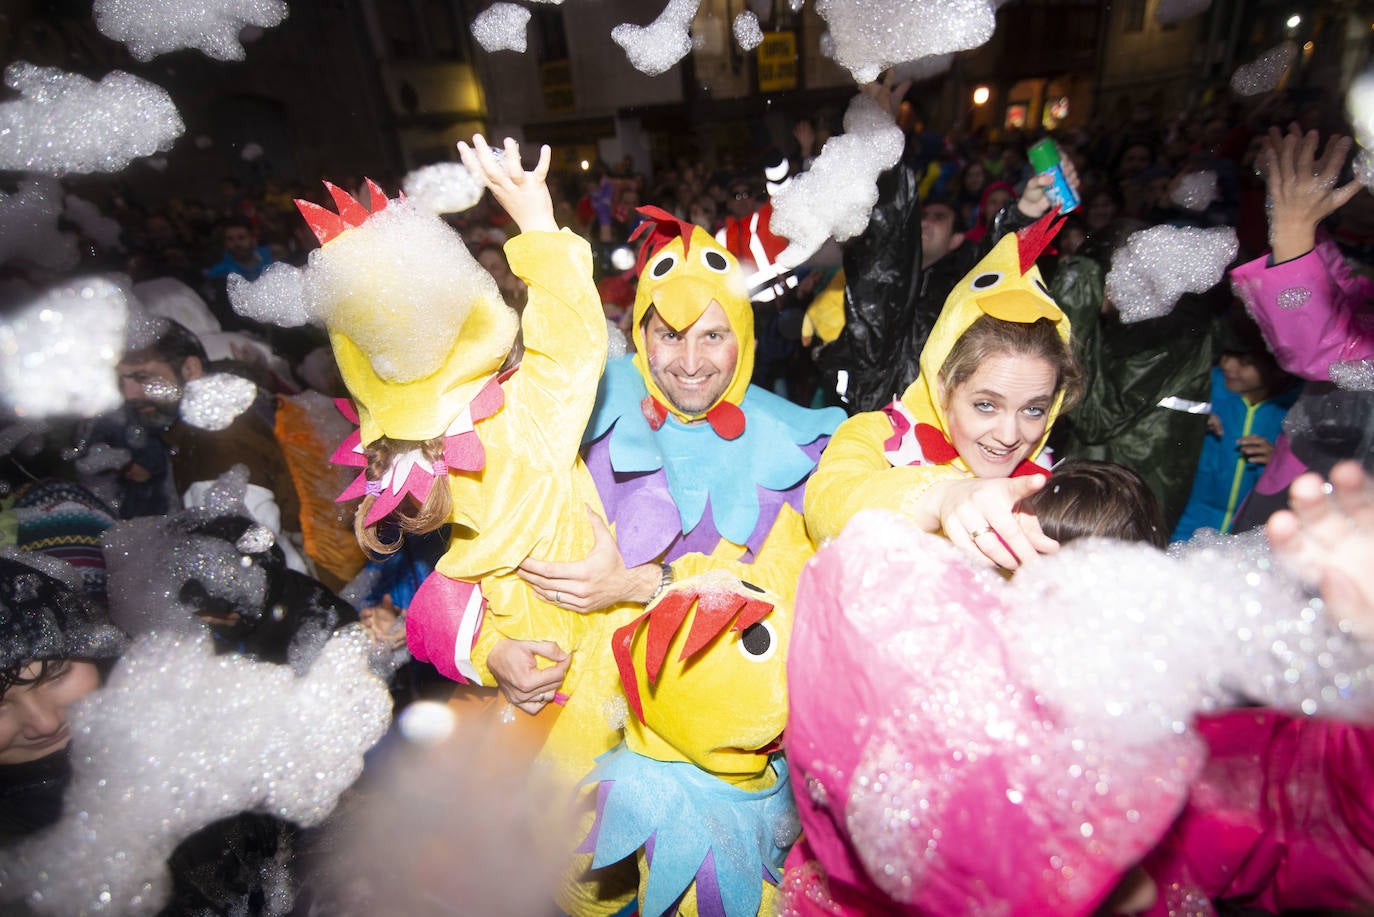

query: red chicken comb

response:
[294,178,394,246]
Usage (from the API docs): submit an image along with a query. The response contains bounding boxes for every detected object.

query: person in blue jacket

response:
[1172,319,1299,541]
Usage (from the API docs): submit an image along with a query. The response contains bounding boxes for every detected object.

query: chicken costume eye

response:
[970,271,1004,291]
[701,249,730,273]
[649,251,679,278]
[738,619,776,662]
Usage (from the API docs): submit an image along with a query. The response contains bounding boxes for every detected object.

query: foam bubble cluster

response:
[93,0,287,62]
[179,372,257,431]
[814,0,994,83]
[786,512,1374,915]
[472,2,531,53]
[1014,530,1374,738]
[1155,0,1211,25]
[770,93,904,266]
[229,261,310,327]
[0,63,184,175]
[1106,225,1238,323]
[0,278,127,419]
[611,0,700,77]
[402,161,486,214]
[733,12,764,51]
[1329,359,1374,390]
[104,524,267,639]
[0,178,78,272]
[1231,41,1297,96]
[0,628,391,915]
[303,199,506,383]
[1170,170,1218,212]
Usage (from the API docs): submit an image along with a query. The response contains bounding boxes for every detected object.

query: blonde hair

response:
[938,315,1083,412]
[354,435,452,558]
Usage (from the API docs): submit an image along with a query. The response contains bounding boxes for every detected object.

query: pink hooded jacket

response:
[783,511,1374,916]
[1229,238,1374,497]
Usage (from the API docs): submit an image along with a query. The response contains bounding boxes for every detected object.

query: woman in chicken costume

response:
[297,137,636,785]
[804,208,1081,569]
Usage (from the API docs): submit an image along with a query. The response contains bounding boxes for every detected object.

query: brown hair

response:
[939,315,1084,413]
[1018,460,1167,549]
[354,435,453,558]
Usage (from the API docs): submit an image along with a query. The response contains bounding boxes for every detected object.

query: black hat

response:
[0,548,126,672]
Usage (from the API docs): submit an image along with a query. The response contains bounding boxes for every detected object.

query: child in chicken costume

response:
[298,138,636,785]
[804,210,1071,549]
[578,563,796,917]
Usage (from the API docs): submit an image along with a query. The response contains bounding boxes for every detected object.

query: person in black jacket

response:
[820,81,1074,414]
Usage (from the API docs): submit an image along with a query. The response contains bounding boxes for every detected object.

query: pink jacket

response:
[1142,709,1374,915]
[783,512,1374,916]
[1229,240,1374,495]
[782,513,1194,917]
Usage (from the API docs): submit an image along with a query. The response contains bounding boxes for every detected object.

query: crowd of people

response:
[4,69,1374,917]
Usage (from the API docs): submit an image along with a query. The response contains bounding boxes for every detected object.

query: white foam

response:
[472,2,532,53]
[611,0,700,77]
[770,93,905,267]
[1231,41,1297,97]
[402,161,486,215]
[302,199,507,384]
[93,0,288,62]
[179,373,257,431]
[0,178,78,272]
[228,261,311,327]
[1105,224,1238,323]
[0,278,127,419]
[0,628,391,915]
[0,63,183,175]
[733,12,764,51]
[814,0,994,83]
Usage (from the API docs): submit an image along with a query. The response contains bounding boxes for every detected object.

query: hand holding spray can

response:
[1028,139,1079,214]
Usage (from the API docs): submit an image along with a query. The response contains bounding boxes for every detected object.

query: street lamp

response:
[973,85,990,105]
[1286,13,1302,29]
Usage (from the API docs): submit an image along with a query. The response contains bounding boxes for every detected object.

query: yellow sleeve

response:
[804,270,847,344]
[803,409,965,545]
[503,229,608,464]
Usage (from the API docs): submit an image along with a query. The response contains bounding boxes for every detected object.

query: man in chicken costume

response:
[520,206,845,612]
[298,138,637,790]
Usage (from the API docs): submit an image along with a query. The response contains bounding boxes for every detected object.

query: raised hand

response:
[457,134,557,234]
[1263,124,1363,262]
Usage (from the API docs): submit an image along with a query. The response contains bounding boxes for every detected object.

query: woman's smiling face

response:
[942,352,1057,477]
